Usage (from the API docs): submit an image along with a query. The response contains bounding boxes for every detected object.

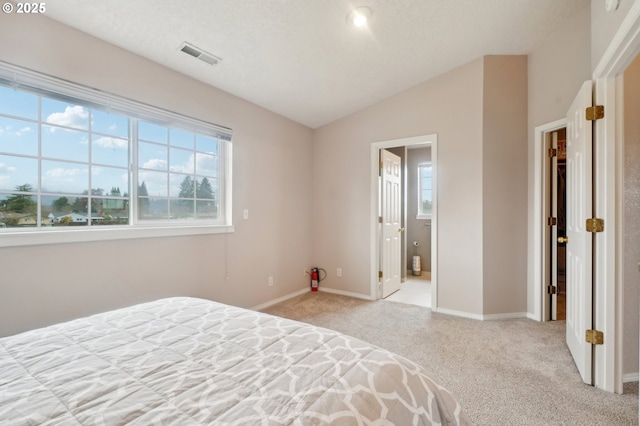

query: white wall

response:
[0,13,313,337]
[312,58,485,314]
[526,5,592,315]
[482,56,528,315]
[312,56,528,317]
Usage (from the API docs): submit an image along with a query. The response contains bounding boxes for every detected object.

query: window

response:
[417,163,432,219]
[0,63,232,246]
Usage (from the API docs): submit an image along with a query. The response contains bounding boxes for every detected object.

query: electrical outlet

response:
[337,268,342,277]
[243,209,249,220]
[268,276,274,287]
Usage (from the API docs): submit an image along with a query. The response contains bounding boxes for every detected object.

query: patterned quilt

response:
[0,297,468,425]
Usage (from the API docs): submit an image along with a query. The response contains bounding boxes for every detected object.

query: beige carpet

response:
[261,291,638,425]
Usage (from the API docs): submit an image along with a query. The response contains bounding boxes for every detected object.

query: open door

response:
[565,80,594,385]
[380,149,402,298]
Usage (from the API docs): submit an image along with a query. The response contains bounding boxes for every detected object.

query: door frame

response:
[530,2,640,393]
[533,118,567,323]
[591,1,640,394]
[370,134,438,307]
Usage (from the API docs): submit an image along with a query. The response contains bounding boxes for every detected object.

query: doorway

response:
[385,144,433,307]
[370,134,438,309]
[549,128,567,321]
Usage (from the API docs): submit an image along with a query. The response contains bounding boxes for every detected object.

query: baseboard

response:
[250,287,310,311]
[482,312,528,320]
[433,307,528,321]
[433,307,484,320]
[251,286,374,311]
[623,372,639,383]
[526,312,540,321]
[318,286,374,300]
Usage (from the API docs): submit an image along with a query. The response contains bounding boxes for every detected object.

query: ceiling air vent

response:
[179,42,221,66]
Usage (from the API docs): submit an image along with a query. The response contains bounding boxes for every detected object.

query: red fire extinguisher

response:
[311,268,319,291]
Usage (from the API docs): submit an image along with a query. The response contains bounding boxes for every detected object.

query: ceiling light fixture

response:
[347,6,372,28]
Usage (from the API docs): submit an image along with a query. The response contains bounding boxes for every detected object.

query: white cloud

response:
[142,158,167,170]
[1,125,34,137]
[195,152,216,175]
[46,167,86,178]
[94,136,127,149]
[169,154,194,174]
[169,152,216,175]
[0,163,17,181]
[46,105,88,131]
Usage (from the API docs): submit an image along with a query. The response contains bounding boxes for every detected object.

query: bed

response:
[0,297,468,425]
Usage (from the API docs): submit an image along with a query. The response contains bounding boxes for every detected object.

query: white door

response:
[381,149,402,298]
[565,80,594,385]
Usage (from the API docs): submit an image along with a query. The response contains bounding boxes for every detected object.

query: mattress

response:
[0,297,468,425]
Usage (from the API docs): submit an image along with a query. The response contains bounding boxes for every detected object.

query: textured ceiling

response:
[43,0,590,129]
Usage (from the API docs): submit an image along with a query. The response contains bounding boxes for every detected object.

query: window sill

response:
[0,224,234,248]
[416,215,432,221]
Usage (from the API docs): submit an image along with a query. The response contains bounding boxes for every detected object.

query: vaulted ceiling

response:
[43,0,590,128]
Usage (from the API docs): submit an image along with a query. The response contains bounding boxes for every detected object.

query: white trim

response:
[589,2,640,394]
[250,287,310,311]
[482,312,528,320]
[593,1,640,79]
[0,224,234,247]
[432,307,484,320]
[593,76,623,394]
[370,134,438,310]
[615,74,626,395]
[623,372,639,383]
[318,286,374,300]
[432,307,527,321]
[531,118,566,322]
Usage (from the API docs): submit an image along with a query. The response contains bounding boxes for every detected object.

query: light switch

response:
[243,209,249,220]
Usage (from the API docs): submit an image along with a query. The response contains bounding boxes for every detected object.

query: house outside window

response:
[417,162,432,220]
[0,63,232,246]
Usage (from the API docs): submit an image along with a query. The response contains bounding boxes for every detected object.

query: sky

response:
[0,85,219,201]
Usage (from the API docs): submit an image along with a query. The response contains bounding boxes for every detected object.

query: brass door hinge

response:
[586,105,604,121]
[547,285,557,294]
[586,218,604,233]
[378,271,383,279]
[585,329,604,345]
[548,217,557,226]
[378,216,383,224]
[548,148,557,158]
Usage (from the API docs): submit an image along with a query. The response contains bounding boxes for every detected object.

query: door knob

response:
[558,236,569,244]
[398,227,405,232]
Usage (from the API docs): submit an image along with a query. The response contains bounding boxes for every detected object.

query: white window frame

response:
[417,162,432,220]
[0,62,233,248]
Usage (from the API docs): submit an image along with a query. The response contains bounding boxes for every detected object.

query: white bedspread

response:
[0,297,468,425]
